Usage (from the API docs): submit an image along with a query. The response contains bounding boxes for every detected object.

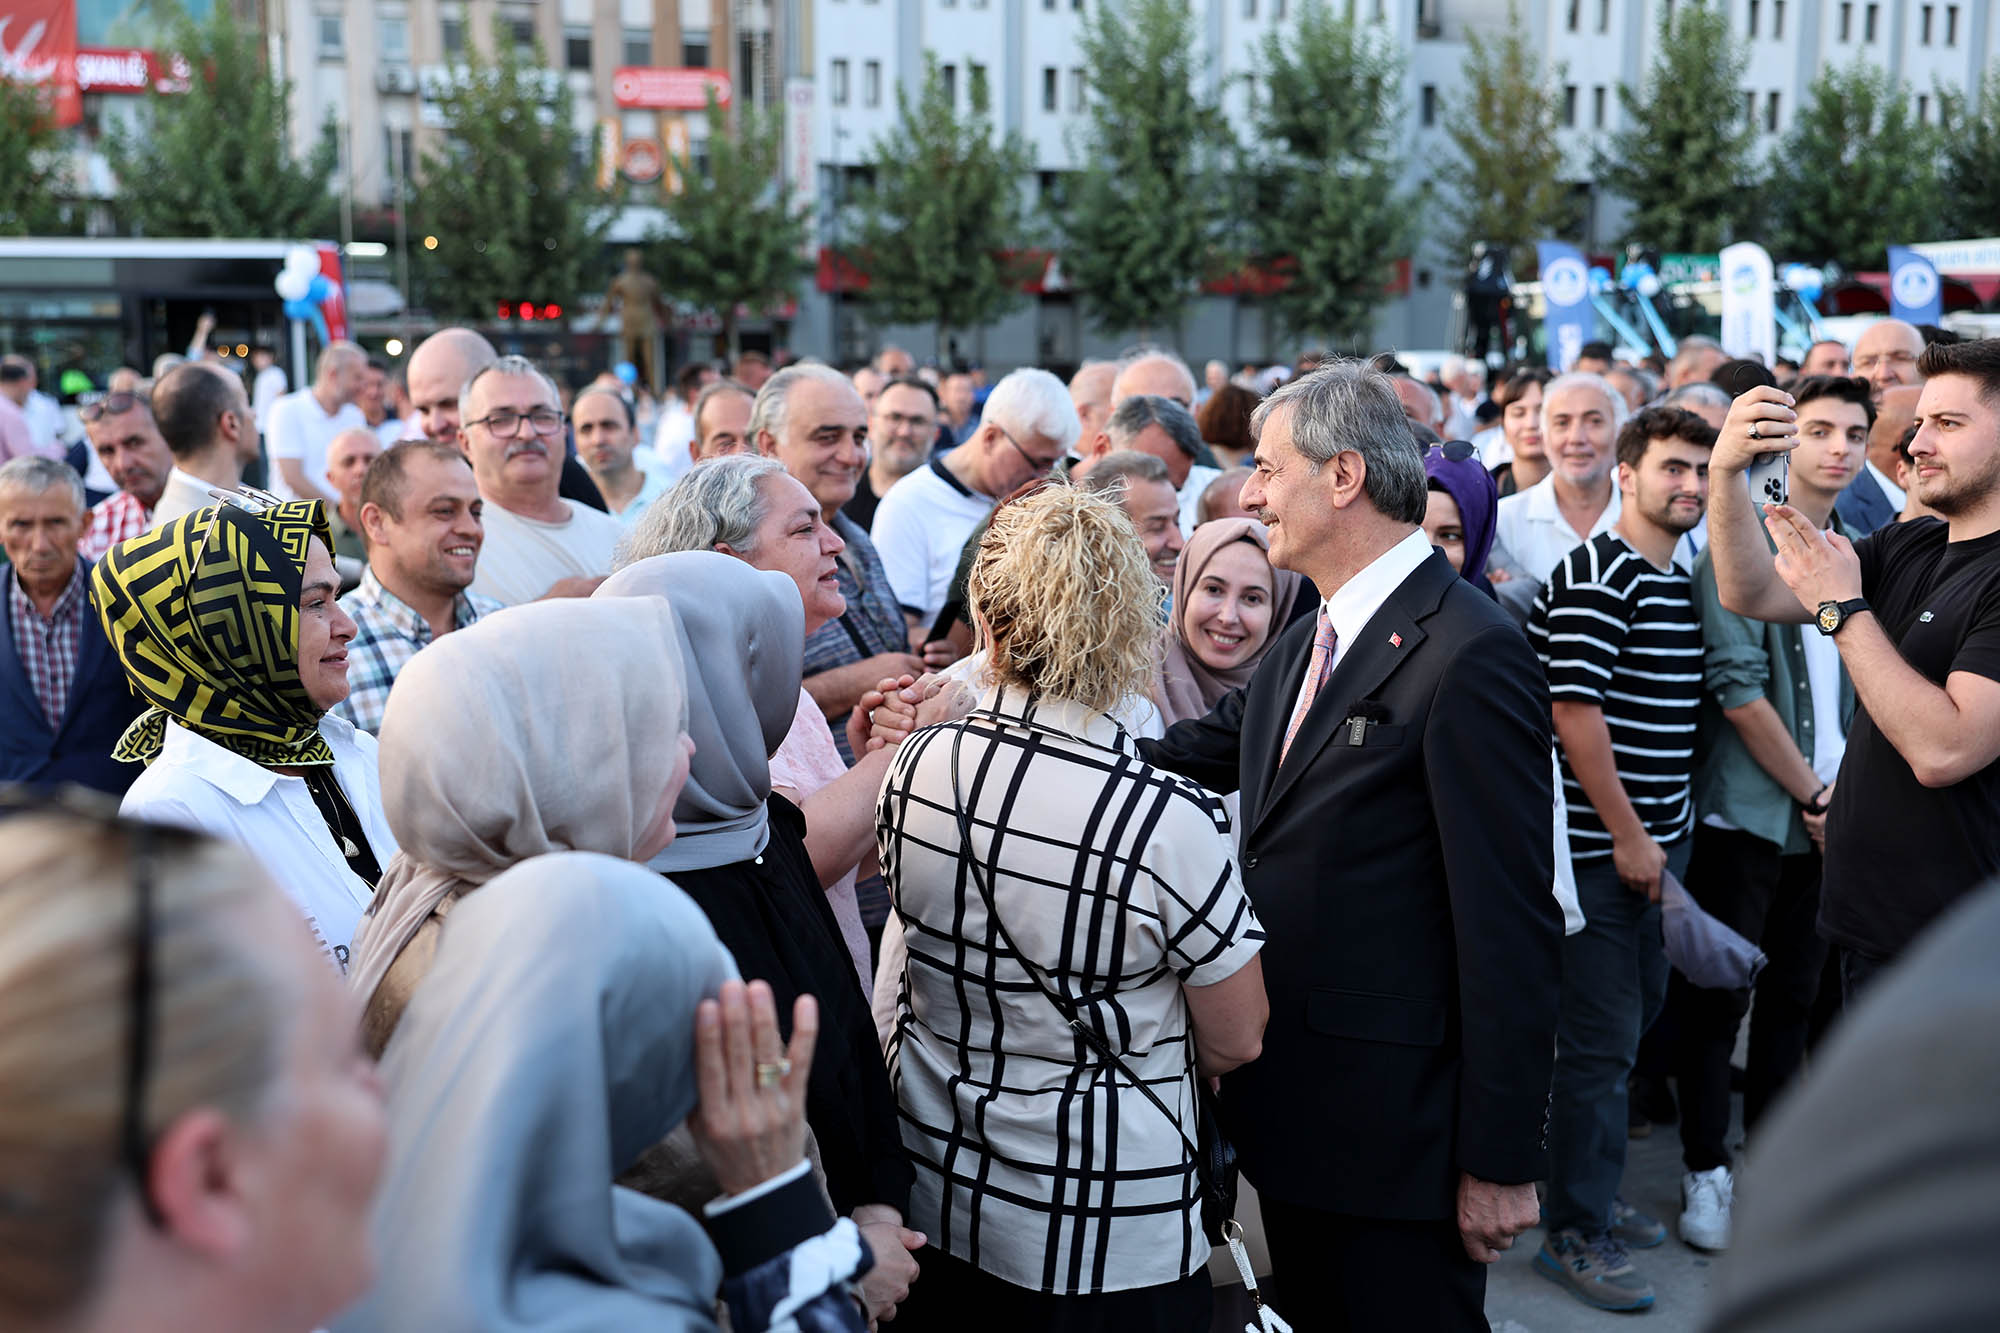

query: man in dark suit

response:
[1142,362,1563,1329]
[0,457,144,797]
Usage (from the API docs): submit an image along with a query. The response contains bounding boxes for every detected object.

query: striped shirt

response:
[1528,531,1702,857]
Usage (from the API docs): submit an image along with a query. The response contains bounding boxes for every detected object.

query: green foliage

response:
[1060,0,1235,338]
[411,26,614,320]
[850,56,1035,359]
[0,78,73,235]
[1434,3,1574,271]
[1767,60,1940,269]
[1244,0,1413,349]
[1938,68,2000,241]
[104,3,337,237]
[1595,5,1759,252]
[645,96,810,358]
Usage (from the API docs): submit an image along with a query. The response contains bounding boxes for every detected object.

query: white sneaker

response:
[1679,1166,1733,1252]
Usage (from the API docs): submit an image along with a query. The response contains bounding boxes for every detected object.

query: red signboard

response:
[1,0,82,126]
[611,66,731,111]
[74,46,191,94]
[620,138,663,183]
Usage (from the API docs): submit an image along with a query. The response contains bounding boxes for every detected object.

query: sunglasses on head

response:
[80,392,148,423]
[1429,439,1477,463]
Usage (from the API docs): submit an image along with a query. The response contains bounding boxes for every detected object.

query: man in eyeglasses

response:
[459,355,621,606]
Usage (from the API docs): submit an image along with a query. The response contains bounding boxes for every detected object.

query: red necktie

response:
[1280,610,1337,767]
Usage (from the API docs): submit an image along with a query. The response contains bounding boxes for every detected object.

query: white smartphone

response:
[1746,452,1789,508]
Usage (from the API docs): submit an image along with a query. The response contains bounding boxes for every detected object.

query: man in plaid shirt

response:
[78,392,175,559]
[333,441,500,734]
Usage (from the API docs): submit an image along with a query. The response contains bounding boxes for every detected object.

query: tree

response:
[1059,0,1234,338]
[1594,5,1759,252]
[849,57,1035,360]
[104,4,337,237]
[0,78,72,235]
[1244,0,1414,349]
[1766,61,1939,270]
[411,28,614,321]
[1938,68,2000,241]
[1434,3,1574,272]
[646,96,809,359]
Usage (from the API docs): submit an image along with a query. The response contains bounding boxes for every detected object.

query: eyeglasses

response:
[992,423,1063,473]
[1428,439,1478,463]
[191,485,286,572]
[124,822,165,1226]
[80,391,148,423]
[464,407,566,437]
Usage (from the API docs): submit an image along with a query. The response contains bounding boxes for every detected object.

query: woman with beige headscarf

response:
[346,596,692,1054]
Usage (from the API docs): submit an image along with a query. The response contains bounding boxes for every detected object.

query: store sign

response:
[0,0,82,125]
[611,66,730,111]
[621,138,663,184]
[74,45,190,93]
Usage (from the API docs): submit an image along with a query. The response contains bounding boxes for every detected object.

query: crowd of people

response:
[2,315,1998,1333]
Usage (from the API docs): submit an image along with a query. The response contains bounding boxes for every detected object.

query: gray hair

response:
[1078,449,1171,502]
[982,367,1081,454]
[460,354,559,420]
[1250,361,1428,525]
[0,456,86,513]
[1106,394,1202,459]
[1542,370,1632,439]
[746,363,853,450]
[1661,381,1731,413]
[615,454,786,568]
[692,377,755,437]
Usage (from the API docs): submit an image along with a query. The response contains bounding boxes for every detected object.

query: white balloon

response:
[285,245,319,276]
[1637,274,1662,298]
[274,268,312,301]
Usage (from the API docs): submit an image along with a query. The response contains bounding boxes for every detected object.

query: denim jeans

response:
[1544,836,1691,1237]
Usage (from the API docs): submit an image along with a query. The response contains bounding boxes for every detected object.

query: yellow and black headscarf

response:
[91,495,338,768]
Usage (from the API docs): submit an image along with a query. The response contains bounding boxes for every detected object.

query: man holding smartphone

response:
[1707,342,2000,1008]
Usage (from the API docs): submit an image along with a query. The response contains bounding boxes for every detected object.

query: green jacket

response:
[1691,530,1856,856]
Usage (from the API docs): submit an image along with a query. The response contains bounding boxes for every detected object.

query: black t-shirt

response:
[841,471,881,531]
[1821,518,2000,960]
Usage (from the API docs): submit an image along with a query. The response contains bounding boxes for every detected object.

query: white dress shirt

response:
[120,715,398,975]
[1287,527,1434,723]
[1865,459,1907,513]
[1489,474,1622,584]
[1178,462,1223,535]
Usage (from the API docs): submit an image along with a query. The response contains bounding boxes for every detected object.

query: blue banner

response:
[1887,245,1943,326]
[1536,240,1591,371]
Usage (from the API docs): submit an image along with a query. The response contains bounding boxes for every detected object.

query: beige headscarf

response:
[1156,518,1304,727]
[348,597,689,1050]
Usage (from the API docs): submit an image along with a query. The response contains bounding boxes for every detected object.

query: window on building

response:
[1917,93,1932,122]
[440,6,465,56]
[1766,90,1780,132]
[1947,4,1959,44]
[1565,0,1579,31]
[378,14,410,63]
[683,35,709,66]
[864,60,881,106]
[317,11,344,60]
[831,58,849,105]
[941,63,956,104]
[1043,66,1058,111]
[382,126,414,186]
[1592,84,1606,128]
[969,62,987,106]
[1069,67,1085,112]
[1074,0,1085,11]
[1744,89,1756,124]
[622,28,649,65]
[1275,0,1286,17]
[1921,3,1934,42]
[561,23,589,68]
[505,15,536,54]
[1044,0,1056,10]
[1419,83,1437,127]
[1864,3,1878,41]
[1747,0,1758,36]
[972,0,989,10]
[1562,83,1577,127]
[1597,0,1609,31]
[1244,0,1256,15]
[1839,2,1851,40]
[1774,0,1785,38]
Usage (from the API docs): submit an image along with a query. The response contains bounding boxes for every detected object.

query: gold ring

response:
[755,1058,791,1088]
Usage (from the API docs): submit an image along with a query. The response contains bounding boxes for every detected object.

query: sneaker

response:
[1612,1196,1667,1249]
[1679,1166,1733,1252]
[1534,1228,1657,1312]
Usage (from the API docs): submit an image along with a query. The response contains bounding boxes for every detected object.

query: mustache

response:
[504,440,549,459]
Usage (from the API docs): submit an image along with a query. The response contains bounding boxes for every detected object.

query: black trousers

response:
[1258,1194,1488,1332]
[1672,824,1827,1172]
[890,1245,1213,1333]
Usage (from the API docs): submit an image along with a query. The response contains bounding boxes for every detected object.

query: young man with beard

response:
[333,441,500,734]
[1528,406,1714,1313]
[1709,340,2000,1005]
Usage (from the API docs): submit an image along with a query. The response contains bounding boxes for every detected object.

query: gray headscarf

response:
[595,552,804,874]
[332,852,739,1333]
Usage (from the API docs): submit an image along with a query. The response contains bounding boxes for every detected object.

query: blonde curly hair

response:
[968,484,1163,714]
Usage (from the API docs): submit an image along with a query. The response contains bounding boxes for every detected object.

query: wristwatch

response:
[1815,597,1869,636]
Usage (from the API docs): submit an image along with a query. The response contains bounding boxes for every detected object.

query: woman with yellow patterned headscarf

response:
[91,492,398,975]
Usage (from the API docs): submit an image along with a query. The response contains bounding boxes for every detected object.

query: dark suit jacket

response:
[0,561,144,797]
[1141,547,1562,1222]
[1834,468,1896,538]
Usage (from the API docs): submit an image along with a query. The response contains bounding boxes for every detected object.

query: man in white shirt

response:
[871,366,1079,631]
[461,355,621,605]
[360,357,408,446]
[1488,371,1629,621]
[1837,381,1922,538]
[249,345,289,434]
[148,361,261,528]
[1074,394,1215,535]
[0,355,67,451]
[267,341,369,504]
[574,385,670,527]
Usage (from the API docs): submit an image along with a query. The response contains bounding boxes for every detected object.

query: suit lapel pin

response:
[1389,632,1403,647]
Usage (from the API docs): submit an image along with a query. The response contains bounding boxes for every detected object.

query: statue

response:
[603,249,668,395]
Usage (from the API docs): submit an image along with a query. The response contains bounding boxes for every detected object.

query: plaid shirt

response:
[79,490,151,562]
[331,568,502,735]
[803,513,909,765]
[8,562,88,730]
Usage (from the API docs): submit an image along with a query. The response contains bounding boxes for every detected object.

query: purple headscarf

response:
[1424,442,1499,582]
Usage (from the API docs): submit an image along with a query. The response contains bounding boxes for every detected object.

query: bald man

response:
[266,340,368,503]
[1851,319,1925,409]
[1069,361,1118,451]
[1109,352,1219,531]
[325,428,382,561]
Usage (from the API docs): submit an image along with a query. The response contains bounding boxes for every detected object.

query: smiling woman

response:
[1157,518,1303,729]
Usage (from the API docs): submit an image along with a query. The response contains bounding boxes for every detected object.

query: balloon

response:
[283,296,318,321]
[306,273,331,303]
[613,361,638,384]
[1587,265,1613,293]
[274,268,312,302]
[1638,274,1662,298]
[285,245,319,276]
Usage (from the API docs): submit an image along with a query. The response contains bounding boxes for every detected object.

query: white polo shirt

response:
[870,458,996,622]
[1489,474,1622,585]
[266,388,368,500]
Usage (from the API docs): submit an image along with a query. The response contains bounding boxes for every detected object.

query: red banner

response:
[74,45,192,94]
[611,66,731,111]
[0,0,81,127]
[315,243,350,343]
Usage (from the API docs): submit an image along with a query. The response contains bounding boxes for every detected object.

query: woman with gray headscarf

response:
[333,852,873,1332]
[597,551,921,1325]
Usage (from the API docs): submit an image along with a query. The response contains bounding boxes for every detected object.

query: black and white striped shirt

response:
[1528,532,1703,857]
[877,686,1263,1294]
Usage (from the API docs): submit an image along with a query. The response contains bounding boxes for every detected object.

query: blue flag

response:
[1537,240,1590,371]
[1887,245,1943,325]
